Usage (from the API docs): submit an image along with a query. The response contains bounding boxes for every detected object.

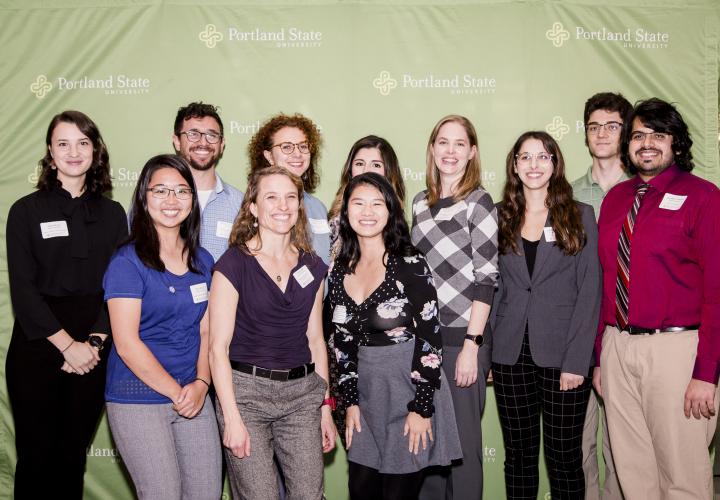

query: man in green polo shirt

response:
[571,91,632,500]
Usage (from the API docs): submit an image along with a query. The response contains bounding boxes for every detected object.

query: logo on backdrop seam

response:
[199,24,224,48]
[30,75,53,99]
[373,71,398,96]
[546,116,570,141]
[546,22,570,47]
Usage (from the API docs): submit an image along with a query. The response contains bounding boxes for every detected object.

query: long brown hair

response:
[229,166,313,255]
[498,131,585,256]
[424,115,481,206]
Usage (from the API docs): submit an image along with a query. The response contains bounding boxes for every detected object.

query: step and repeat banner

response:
[1,0,718,498]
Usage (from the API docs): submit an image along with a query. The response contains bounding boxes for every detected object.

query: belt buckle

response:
[270,370,290,381]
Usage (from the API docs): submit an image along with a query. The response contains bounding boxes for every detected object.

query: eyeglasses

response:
[179,130,223,144]
[629,131,670,143]
[586,121,623,135]
[148,185,194,200]
[515,152,554,166]
[272,141,311,155]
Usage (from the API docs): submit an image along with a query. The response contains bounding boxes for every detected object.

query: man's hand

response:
[684,378,716,419]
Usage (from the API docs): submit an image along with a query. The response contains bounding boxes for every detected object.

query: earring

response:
[253,218,258,228]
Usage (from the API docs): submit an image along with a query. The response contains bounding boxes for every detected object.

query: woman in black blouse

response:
[5,110,127,499]
[329,173,461,500]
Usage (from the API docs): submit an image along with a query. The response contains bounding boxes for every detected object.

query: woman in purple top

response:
[209,166,337,500]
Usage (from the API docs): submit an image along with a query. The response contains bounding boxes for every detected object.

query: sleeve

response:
[92,201,130,334]
[692,188,720,384]
[6,199,63,340]
[468,191,499,305]
[213,247,241,291]
[103,250,145,300]
[330,269,360,409]
[562,205,602,375]
[404,255,443,418]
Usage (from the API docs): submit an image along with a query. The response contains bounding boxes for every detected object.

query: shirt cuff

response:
[473,283,494,305]
[339,380,359,409]
[408,384,435,418]
[692,356,720,385]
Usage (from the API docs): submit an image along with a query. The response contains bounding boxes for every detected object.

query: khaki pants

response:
[582,388,623,500]
[601,326,718,500]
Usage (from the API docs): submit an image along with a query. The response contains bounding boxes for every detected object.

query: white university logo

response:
[546,116,570,141]
[30,75,53,99]
[546,22,570,47]
[199,24,224,48]
[373,71,398,96]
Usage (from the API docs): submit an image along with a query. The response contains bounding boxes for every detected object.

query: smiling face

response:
[431,121,477,185]
[48,121,94,187]
[262,126,311,178]
[146,167,193,232]
[172,116,225,172]
[514,138,554,193]
[351,147,385,177]
[586,109,623,160]
[627,117,675,180]
[250,173,300,236]
[346,183,389,240]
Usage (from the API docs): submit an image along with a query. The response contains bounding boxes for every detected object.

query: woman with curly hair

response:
[209,166,336,500]
[6,110,127,499]
[248,113,331,264]
[329,173,460,500]
[492,131,601,500]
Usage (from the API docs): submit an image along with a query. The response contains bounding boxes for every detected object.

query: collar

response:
[586,165,630,189]
[631,163,681,194]
[214,173,225,194]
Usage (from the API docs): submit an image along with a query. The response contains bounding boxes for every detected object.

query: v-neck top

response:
[522,238,540,278]
[214,246,328,369]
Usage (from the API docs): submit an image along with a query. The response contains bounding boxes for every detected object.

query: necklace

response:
[276,275,282,282]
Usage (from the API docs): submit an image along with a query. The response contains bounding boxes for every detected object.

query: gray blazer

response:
[491,203,601,376]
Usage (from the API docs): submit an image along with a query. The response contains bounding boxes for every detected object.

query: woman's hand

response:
[404,412,433,455]
[559,372,585,391]
[320,405,337,453]
[345,405,361,449]
[223,416,251,459]
[455,343,478,387]
[173,380,208,418]
[63,341,100,374]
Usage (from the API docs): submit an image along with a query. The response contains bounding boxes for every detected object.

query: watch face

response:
[474,335,484,346]
[88,335,103,349]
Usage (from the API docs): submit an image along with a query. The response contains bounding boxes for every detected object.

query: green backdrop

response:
[1,1,719,498]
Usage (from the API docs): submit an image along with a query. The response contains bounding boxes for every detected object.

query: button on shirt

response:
[595,164,720,383]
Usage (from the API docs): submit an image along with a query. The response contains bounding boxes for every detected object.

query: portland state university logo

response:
[30,75,53,99]
[546,22,570,47]
[546,116,569,141]
[199,24,223,48]
[373,71,398,96]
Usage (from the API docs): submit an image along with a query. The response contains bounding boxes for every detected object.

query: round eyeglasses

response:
[179,130,223,144]
[515,152,554,166]
[272,141,311,155]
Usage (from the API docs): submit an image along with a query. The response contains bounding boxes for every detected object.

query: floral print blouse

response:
[329,253,443,418]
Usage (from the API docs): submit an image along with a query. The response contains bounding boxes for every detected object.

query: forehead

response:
[353,147,383,162]
[436,121,469,140]
[149,167,188,185]
[272,126,306,144]
[518,138,547,152]
[350,183,384,199]
[588,109,622,124]
[258,173,298,194]
[51,121,88,140]
[631,117,657,132]
[180,116,221,132]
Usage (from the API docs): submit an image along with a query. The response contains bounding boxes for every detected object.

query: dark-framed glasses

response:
[586,121,623,135]
[179,130,223,144]
[272,141,311,155]
[148,185,194,200]
[515,152,554,166]
[629,130,669,143]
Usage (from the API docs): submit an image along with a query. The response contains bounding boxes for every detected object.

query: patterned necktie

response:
[615,183,651,330]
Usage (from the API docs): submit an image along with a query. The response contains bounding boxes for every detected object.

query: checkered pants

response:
[493,334,591,500]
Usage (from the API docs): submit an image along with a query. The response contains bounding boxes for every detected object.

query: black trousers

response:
[493,335,591,500]
[349,461,424,500]
[6,296,108,500]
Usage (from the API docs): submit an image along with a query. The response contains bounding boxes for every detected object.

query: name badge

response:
[308,218,330,234]
[40,220,69,239]
[435,203,465,221]
[543,226,556,242]
[190,283,209,303]
[659,193,687,211]
[216,220,233,239]
[293,265,314,288]
[332,305,348,324]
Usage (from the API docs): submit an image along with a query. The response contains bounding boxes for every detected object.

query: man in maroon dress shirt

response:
[593,98,720,499]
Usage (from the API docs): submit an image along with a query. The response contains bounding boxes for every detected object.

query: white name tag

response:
[189,283,208,303]
[659,193,687,211]
[308,218,330,234]
[332,305,348,324]
[215,220,233,239]
[435,203,465,221]
[293,265,314,288]
[543,226,556,242]
[40,220,69,239]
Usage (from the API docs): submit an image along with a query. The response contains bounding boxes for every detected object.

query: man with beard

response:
[593,98,720,499]
[572,92,631,500]
[172,102,244,261]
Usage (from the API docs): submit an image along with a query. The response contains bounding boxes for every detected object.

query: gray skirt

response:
[348,340,463,474]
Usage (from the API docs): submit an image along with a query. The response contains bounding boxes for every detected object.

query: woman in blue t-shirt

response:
[209,166,336,500]
[103,154,221,499]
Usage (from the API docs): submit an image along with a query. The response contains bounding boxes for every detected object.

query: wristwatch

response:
[321,397,337,411]
[464,334,484,347]
[88,335,106,351]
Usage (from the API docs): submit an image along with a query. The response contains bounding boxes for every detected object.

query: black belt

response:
[616,324,700,336]
[230,360,315,381]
